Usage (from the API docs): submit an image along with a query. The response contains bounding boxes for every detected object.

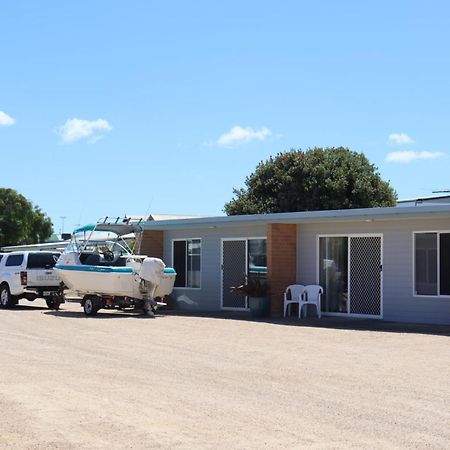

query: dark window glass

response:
[173,241,186,287]
[440,233,450,295]
[6,254,24,267]
[415,233,438,295]
[173,239,202,288]
[248,239,267,277]
[27,253,60,269]
[0,255,3,262]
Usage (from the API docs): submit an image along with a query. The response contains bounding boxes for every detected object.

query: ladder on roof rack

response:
[97,216,143,226]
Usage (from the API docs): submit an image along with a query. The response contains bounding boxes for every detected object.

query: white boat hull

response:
[55,267,139,298]
[55,253,176,300]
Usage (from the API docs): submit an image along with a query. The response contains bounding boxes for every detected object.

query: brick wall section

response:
[137,230,164,260]
[267,224,297,317]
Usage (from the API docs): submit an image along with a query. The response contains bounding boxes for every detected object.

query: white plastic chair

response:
[283,284,305,317]
[299,285,323,319]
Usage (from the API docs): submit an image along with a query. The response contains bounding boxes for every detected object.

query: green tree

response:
[0,188,53,247]
[224,147,397,215]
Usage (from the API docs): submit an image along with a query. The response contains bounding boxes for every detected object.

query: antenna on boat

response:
[144,197,154,221]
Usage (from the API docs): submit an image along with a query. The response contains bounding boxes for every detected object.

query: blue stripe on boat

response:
[54,264,134,274]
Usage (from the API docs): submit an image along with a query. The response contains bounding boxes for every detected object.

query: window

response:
[415,232,450,296]
[173,239,201,288]
[27,253,60,269]
[248,239,267,277]
[6,254,24,267]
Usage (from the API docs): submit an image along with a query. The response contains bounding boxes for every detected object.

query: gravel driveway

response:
[1,299,449,449]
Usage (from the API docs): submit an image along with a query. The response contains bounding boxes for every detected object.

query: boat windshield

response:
[64,229,135,256]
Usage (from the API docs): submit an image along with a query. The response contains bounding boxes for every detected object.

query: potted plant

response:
[230,275,270,318]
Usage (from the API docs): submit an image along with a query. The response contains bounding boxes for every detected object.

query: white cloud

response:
[388,133,414,146]
[385,150,445,163]
[217,125,272,147]
[0,111,15,126]
[57,118,112,143]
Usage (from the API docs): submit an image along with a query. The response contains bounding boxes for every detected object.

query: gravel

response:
[0,299,449,449]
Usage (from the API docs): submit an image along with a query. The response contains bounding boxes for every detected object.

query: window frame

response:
[5,254,25,267]
[172,238,202,290]
[413,230,450,298]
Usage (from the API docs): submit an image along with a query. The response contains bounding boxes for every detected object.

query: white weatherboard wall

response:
[297,217,450,325]
[163,225,267,311]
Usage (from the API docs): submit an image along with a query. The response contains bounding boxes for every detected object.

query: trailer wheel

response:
[0,284,15,309]
[83,297,98,316]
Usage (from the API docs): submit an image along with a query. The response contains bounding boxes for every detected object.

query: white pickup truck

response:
[0,251,64,309]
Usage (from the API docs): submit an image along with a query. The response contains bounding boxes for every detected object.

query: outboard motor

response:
[139,257,166,286]
[139,257,165,300]
[138,257,177,315]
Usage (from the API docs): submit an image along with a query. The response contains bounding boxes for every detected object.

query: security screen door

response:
[349,236,382,315]
[319,235,382,316]
[222,240,247,309]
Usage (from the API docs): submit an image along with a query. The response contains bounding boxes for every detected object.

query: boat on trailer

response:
[54,217,176,316]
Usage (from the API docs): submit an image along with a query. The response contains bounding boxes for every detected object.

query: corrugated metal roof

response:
[398,194,450,203]
[128,214,207,221]
[149,213,207,221]
[1,241,69,252]
[141,204,450,230]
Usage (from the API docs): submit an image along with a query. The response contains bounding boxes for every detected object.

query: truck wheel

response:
[83,297,98,316]
[0,285,14,309]
[45,290,64,310]
[45,298,60,310]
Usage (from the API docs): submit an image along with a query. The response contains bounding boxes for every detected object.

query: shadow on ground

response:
[158,309,450,337]
[43,309,162,320]
[3,304,48,311]
[15,299,447,335]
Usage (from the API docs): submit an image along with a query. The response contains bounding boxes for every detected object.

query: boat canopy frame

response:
[69,217,142,255]
[73,217,142,236]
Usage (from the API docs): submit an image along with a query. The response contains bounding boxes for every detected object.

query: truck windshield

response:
[27,253,60,269]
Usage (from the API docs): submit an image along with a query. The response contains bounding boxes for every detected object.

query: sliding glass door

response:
[318,235,383,317]
[319,237,349,313]
[221,238,267,310]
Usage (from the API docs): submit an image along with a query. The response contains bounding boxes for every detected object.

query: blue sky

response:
[1,0,449,233]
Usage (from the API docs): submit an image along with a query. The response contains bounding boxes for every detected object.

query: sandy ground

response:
[0,300,449,449]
